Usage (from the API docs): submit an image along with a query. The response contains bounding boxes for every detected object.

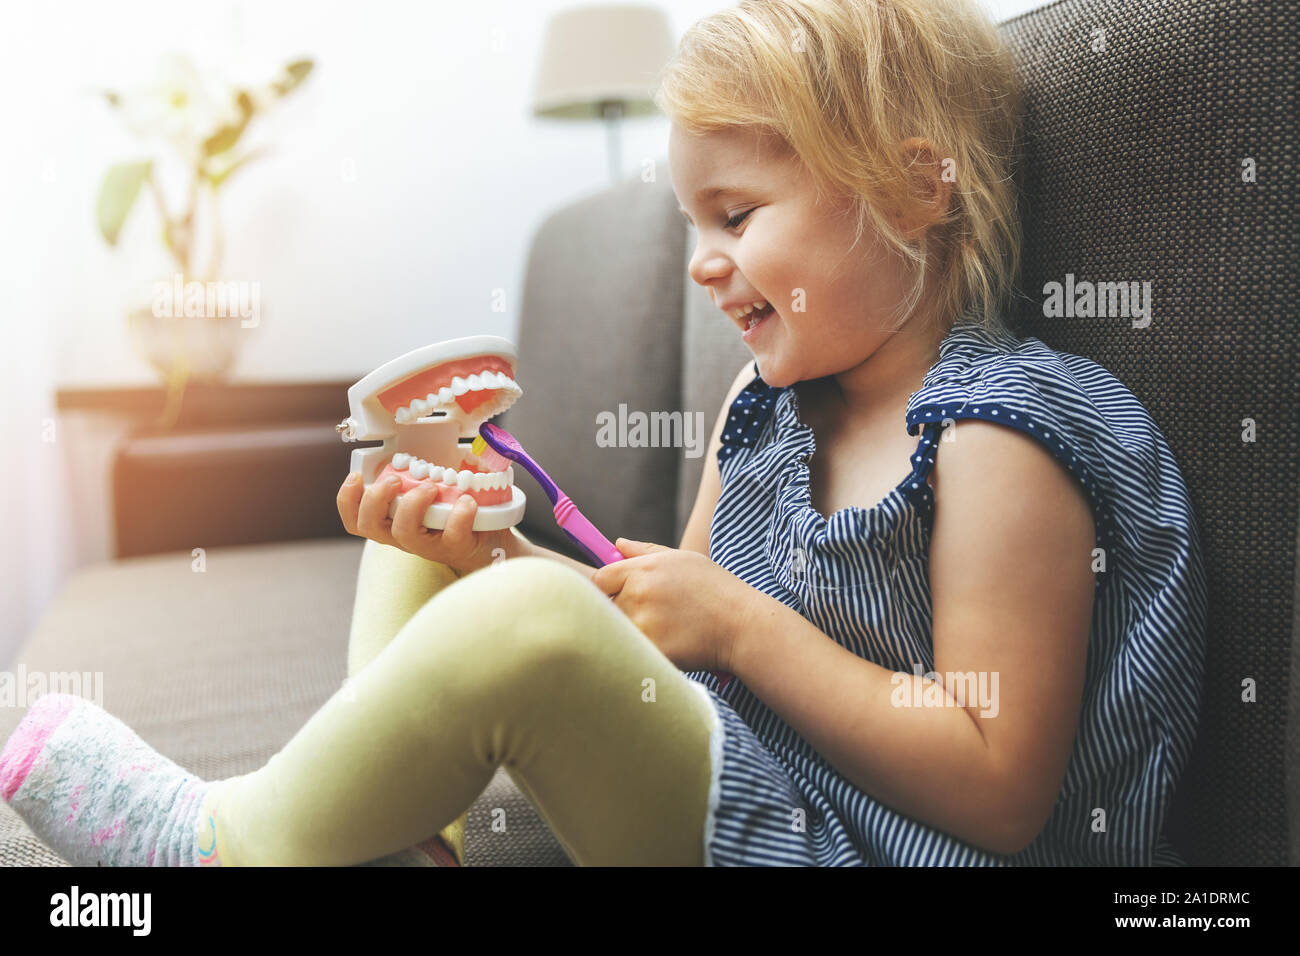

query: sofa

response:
[3,0,1296,865]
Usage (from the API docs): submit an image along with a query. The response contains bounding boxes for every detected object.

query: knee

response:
[450,556,613,669]
[463,556,602,610]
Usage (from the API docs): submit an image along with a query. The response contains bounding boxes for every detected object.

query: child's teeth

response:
[392,453,411,469]
[456,469,473,489]
[451,376,469,396]
[410,459,430,479]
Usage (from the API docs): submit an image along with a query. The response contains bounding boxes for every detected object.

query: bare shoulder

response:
[726,358,759,398]
[925,416,1097,639]
[928,419,1096,570]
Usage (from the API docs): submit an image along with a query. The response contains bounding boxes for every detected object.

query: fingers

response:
[356,474,404,547]
[591,559,632,596]
[390,481,438,552]
[336,473,364,535]
[439,494,478,556]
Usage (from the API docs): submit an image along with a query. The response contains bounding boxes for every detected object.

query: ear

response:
[893,136,954,240]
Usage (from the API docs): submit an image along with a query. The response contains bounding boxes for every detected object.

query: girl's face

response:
[670,124,934,393]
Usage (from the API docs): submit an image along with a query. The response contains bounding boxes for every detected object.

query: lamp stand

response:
[601,100,625,183]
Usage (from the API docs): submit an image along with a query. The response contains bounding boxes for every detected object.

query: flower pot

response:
[127,302,244,384]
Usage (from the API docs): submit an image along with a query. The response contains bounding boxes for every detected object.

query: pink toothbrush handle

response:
[553,495,625,566]
[554,494,735,690]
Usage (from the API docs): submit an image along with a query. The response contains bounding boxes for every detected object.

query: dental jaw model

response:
[336,335,527,531]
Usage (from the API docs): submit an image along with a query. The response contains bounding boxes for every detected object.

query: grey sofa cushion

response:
[999,0,1299,864]
[0,538,570,866]
[496,173,690,559]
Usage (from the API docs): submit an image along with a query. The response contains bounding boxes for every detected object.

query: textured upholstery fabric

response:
[495,174,689,559]
[0,539,571,866]
[999,0,1298,865]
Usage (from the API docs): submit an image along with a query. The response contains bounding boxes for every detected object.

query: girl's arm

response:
[727,420,1095,856]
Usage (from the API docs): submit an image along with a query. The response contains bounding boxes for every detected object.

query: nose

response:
[687,233,731,294]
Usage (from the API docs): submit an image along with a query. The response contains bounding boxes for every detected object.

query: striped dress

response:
[682,318,1208,866]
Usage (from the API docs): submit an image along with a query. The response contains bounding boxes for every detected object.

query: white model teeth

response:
[392,371,522,423]
[730,300,768,320]
[389,456,512,490]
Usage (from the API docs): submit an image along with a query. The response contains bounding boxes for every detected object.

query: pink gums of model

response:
[337,335,527,532]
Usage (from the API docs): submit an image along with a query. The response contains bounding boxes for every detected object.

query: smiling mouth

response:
[743,303,775,330]
[337,335,526,530]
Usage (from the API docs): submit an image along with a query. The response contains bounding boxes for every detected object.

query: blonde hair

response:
[654,0,1024,338]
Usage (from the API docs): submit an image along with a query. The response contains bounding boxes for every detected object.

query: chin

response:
[750,357,797,389]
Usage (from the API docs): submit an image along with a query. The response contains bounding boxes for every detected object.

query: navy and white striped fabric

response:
[683,318,1208,866]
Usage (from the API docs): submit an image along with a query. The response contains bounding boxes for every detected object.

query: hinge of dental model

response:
[336,417,359,442]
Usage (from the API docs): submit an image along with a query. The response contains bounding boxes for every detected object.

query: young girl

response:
[1,0,1206,866]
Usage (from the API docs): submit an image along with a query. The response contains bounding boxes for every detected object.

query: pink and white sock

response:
[0,693,219,867]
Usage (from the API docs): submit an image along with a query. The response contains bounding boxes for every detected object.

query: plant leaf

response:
[202,147,269,189]
[271,59,314,96]
[202,90,255,158]
[97,160,152,245]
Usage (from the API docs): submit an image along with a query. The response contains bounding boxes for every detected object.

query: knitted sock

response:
[360,833,462,867]
[0,693,220,867]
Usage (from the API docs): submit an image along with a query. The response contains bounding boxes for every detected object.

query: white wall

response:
[0,0,1045,663]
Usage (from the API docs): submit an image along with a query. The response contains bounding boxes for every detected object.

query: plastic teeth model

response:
[335,334,526,531]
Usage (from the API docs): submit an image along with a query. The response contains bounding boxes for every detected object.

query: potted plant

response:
[97,53,314,427]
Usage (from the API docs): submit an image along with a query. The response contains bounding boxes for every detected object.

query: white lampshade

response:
[532,5,675,119]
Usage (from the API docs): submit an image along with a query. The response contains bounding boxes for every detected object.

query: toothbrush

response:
[475,422,624,566]
[475,422,736,691]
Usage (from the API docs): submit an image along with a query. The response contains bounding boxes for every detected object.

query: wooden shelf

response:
[56,380,358,429]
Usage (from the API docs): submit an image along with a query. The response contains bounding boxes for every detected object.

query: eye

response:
[725,208,754,230]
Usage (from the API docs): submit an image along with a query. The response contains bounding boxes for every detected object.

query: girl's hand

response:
[336,472,516,575]
[591,538,750,673]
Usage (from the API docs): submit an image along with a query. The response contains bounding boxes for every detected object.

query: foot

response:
[0,694,219,866]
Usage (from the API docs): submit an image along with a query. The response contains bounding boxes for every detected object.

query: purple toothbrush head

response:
[477,421,625,567]
[478,422,561,506]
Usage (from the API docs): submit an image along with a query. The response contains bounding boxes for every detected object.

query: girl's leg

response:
[346,538,466,865]
[212,555,717,866]
[347,537,461,678]
[1,557,719,867]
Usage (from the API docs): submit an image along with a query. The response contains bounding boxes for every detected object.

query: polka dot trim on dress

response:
[906,402,1118,594]
[718,366,779,468]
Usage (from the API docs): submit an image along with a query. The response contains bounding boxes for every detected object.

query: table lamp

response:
[532,4,675,182]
